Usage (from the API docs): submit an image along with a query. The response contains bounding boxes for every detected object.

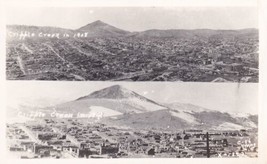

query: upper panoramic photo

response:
[6,7,258,82]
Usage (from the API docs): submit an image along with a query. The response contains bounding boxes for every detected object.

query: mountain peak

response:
[78,20,109,29]
[94,20,105,23]
[76,85,136,100]
[75,85,166,111]
[77,20,130,36]
[107,84,124,90]
[90,20,107,26]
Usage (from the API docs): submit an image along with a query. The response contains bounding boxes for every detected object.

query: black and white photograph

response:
[1,0,266,163]
[6,7,258,82]
[6,82,258,158]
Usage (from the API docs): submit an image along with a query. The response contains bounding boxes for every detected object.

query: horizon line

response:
[6,22,259,33]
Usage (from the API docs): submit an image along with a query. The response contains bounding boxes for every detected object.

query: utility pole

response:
[206,132,210,158]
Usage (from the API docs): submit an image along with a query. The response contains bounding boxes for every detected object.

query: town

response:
[6,34,258,82]
[6,118,258,158]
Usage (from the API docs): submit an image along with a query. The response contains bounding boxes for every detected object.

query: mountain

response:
[77,85,163,106]
[160,102,257,130]
[103,107,257,131]
[77,20,130,37]
[163,102,212,113]
[133,29,197,38]
[132,29,258,39]
[9,85,258,131]
[103,110,192,131]
[6,25,74,37]
[50,85,166,116]
[6,20,130,41]
[48,85,258,131]
[7,22,258,40]
[77,85,142,99]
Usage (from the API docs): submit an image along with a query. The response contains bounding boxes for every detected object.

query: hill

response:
[77,20,130,37]
[50,85,166,116]
[6,22,258,40]
[103,108,257,131]
[7,85,258,131]
[133,29,258,39]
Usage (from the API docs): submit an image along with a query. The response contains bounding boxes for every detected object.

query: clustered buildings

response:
[6,119,258,158]
[6,36,258,82]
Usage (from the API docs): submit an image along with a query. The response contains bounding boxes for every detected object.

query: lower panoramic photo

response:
[6,82,258,158]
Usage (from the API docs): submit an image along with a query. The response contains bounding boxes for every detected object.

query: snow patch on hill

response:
[89,106,122,117]
[229,112,250,118]
[170,111,198,124]
[127,98,165,112]
[241,120,257,128]
[214,122,244,130]
[164,102,211,113]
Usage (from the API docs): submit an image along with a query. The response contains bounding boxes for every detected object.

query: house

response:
[9,146,24,151]
[215,62,243,72]
[39,149,50,157]
[146,148,155,155]
[21,141,35,152]
[99,143,119,155]
[62,145,80,157]
[33,144,53,154]
[78,149,93,158]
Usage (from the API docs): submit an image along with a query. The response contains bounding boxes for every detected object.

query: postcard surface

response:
[0,0,266,163]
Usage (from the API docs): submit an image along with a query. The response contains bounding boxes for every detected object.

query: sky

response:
[6,81,258,114]
[6,7,258,31]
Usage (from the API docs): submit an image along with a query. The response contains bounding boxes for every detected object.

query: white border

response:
[3,0,259,7]
[0,0,266,164]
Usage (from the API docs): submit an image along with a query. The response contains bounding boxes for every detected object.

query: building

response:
[146,148,155,155]
[100,143,119,155]
[33,144,53,154]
